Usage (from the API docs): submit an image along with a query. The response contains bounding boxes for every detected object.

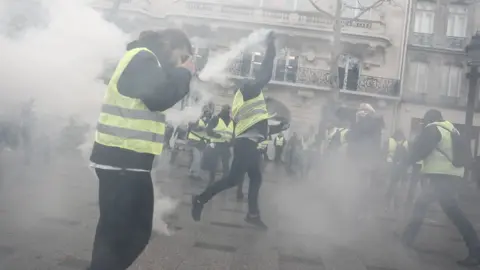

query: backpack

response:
[434,125,473,168]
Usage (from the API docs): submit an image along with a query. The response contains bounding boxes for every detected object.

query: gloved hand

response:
[209,143,215,149]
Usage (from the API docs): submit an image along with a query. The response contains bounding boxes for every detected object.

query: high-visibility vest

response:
[421,121,464,177]
[327,128,348,145]
[274,137,285,146]
[387,138,408,163]
[211,118,234,143]
[257,140,270,150]
[95,47,165,155]
[188,119,207,141]
[232,90,269,137]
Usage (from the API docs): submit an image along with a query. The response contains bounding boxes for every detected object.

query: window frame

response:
[409,61,429,94]
[442,65,464,98]
[446,4,468,38]
[413,1,435,34]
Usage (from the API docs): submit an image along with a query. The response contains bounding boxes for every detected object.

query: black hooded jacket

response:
[90,40,192,171]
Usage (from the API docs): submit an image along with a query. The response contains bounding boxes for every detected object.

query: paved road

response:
[0,152,479,270]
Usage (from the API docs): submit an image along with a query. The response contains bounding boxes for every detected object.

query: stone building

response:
[401,0,480,155]
[92,0,480,153]
[91,0,409,135]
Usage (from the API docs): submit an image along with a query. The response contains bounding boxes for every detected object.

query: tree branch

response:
[307,0,335,18]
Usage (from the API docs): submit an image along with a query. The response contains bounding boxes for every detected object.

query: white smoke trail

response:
[164,29,271,126]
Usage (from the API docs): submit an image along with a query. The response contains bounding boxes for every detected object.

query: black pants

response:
[403,174,479,252]
[274,146,283,163]
[209,143,231,183]
[406,164,422,204]
[385,163,407,206]
[89,169,154,270]
[198,138,262,215]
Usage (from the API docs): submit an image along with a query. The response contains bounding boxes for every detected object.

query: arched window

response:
[274,53,298,83]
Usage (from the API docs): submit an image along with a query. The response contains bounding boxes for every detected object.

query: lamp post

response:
[465,32,480,144]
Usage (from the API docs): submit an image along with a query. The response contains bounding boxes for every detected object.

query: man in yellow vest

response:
[204,104,234,184]
[273,132,286,163]
[401,109,480,266]
[187,105,213,179]
[88,29,194,270]
[384,129,409,211]
[191,31,288,229]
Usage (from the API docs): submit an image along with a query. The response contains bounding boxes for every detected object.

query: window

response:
[442,65,463,97]
[414,2,435,34]
[274,55,298,83]
[447,5,467,37]
[342,0,373,19]
[408,62,429,93]
[338,54,360,91]
[240,52,264,77]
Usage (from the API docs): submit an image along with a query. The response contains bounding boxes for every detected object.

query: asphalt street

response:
[0,151,479,270]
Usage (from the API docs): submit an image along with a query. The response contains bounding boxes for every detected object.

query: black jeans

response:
[89,169,154,270]
[209,143,231,183]
[198,138,263,215]
[403,174,480,252]
[274,146,283,163]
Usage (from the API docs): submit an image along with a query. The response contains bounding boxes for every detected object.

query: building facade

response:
[400,0,480,155]
[92,0,410,134]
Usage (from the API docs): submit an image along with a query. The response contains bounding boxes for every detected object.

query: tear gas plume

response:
[0,0,128,122]
[164,29,271,127]
[198,28,271,85]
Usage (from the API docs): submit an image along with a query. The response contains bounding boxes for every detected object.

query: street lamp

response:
[464,31,480,144]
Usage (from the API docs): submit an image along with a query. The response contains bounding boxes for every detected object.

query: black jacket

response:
[90,41,191,171]
[407,124,442,165]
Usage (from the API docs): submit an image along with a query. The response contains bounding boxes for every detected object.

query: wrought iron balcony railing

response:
[445,36,467,50]
[226,59,399,96]
[410,32,434,47]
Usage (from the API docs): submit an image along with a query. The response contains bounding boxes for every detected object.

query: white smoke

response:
[163,29,271,127]
[0,0,128,122]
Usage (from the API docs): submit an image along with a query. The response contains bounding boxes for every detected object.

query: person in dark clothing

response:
[163,122,174,150]
[205,104,233,184]
[191,32,288,229]
[401,109,480,267]
[385,129,409,211]
[188,107,212,178]
[88,29,194,270]
[273,132,286,163]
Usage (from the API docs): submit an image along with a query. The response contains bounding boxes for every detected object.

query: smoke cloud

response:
[0,0,128,121]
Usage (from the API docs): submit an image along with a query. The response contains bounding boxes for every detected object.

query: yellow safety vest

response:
[327,128,348,145]
[211,118,234,143]
[232,90,269,137]
[188,119,207,141]
[387,138,408,163]
[421,121,464,177]
[95,47,165,155]
[257,140,270,150]
[274,137,285,146]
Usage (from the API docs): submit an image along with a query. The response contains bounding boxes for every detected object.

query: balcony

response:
[168,0,387,38]
[226,59,399,97]
[444,36,468,50]
[410,32,434,47]
[410,33,468,52]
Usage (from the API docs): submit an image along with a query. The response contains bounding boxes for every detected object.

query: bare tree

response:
[308,0,392,101]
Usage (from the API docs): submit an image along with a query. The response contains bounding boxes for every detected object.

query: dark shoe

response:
[457,254,480,267]
[191,195,204,222]
[245,214,268,230]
